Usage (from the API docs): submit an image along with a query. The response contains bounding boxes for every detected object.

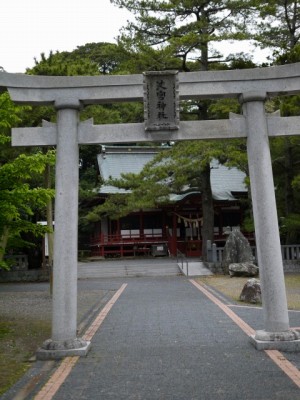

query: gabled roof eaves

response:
[97,147,159,181]
[97,147,247,201]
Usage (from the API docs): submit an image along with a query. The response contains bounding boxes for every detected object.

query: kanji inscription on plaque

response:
[143,71,179,131]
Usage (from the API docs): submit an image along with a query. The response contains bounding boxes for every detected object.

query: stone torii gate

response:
[1,63,300,359]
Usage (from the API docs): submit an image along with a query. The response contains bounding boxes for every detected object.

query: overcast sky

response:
[1,0,270,73]
[1,0,132,72]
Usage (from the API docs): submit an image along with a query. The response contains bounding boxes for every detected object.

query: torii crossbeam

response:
[1,62,300,358]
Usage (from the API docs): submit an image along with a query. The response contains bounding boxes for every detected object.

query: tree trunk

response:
[44,163,54,265]
[44,162,54,293]
[0,226,10,263]
[283,137,296,244]
[200,41,209,71]
[199,40,214,259]
[284,137,294,216]
[200,164,214,260]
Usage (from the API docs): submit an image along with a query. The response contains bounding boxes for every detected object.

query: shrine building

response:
[89,146,249,258]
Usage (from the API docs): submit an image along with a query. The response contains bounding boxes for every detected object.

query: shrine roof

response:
[97,146,247,201]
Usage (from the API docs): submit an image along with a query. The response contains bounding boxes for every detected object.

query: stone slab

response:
[78,259,181,279]
[178,261,213,276]
[36,341,91,360]
[12,116,300,148]
[250,335,300,352]
[3,63,300,103]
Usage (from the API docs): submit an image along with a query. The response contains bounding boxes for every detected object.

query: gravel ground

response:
[0,281,118,398]
[0,285,116,328]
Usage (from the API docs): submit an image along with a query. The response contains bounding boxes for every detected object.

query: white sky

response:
[1,0,270,73]
[1,0,132,73]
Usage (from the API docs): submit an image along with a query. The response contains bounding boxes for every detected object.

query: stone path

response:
[11,275,300,400]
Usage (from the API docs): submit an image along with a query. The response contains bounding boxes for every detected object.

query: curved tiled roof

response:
[97,146,247,200]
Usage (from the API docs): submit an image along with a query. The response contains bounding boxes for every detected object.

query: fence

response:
[4,254,28,270]
[213,244,300,263]
[176,249,189,276]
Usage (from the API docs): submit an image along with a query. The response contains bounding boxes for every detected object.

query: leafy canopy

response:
[0,92,55,268]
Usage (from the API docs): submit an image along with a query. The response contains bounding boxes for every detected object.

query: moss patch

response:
[0,288,112,396]
[0,318,50,396]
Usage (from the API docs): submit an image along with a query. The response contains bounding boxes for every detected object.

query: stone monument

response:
[222,229,256,274]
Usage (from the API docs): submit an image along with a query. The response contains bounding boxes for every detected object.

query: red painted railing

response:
[90,232,169,257]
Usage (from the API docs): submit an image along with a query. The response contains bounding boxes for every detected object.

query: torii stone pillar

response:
[241,92,299,349]
[37,100,90,359]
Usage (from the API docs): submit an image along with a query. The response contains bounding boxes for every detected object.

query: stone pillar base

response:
[36,338,91,360]
[250,329,300,351]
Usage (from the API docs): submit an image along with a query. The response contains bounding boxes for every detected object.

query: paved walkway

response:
[3,275,300,399]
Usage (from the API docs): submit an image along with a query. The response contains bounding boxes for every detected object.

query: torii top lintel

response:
[1,62,300,106]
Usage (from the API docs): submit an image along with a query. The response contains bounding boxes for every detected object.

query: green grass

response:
[197,273,300,309]
[0,322,12,338]
[0,319,51,396]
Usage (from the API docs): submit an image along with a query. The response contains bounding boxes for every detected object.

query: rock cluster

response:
[229,262,259,277]
[240,278,262,304]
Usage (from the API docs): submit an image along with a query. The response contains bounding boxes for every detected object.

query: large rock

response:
[222,229,255,274]
[229,262,259,277]
[240,278,261,304]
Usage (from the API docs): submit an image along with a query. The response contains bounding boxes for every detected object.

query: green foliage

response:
[112,0,253,71]
[0,93,30,165]
[0,92,55,266]
[208,98,240,120]
[292,174,300,191]
[116,42,182,73]
[280,214,300,243]
[253,0,300,61]
[0,261,10,271]
[280,95,300,117]
[27,51,99,76]
[0,92,23,130]
[242,214,255,233]
[269,91,300,230]
[0,150,55,261]
[276,44,300,65]
[72,42,132,74]
[27,42,134,76]
[270,133,300,243]
[252,1,300,243]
